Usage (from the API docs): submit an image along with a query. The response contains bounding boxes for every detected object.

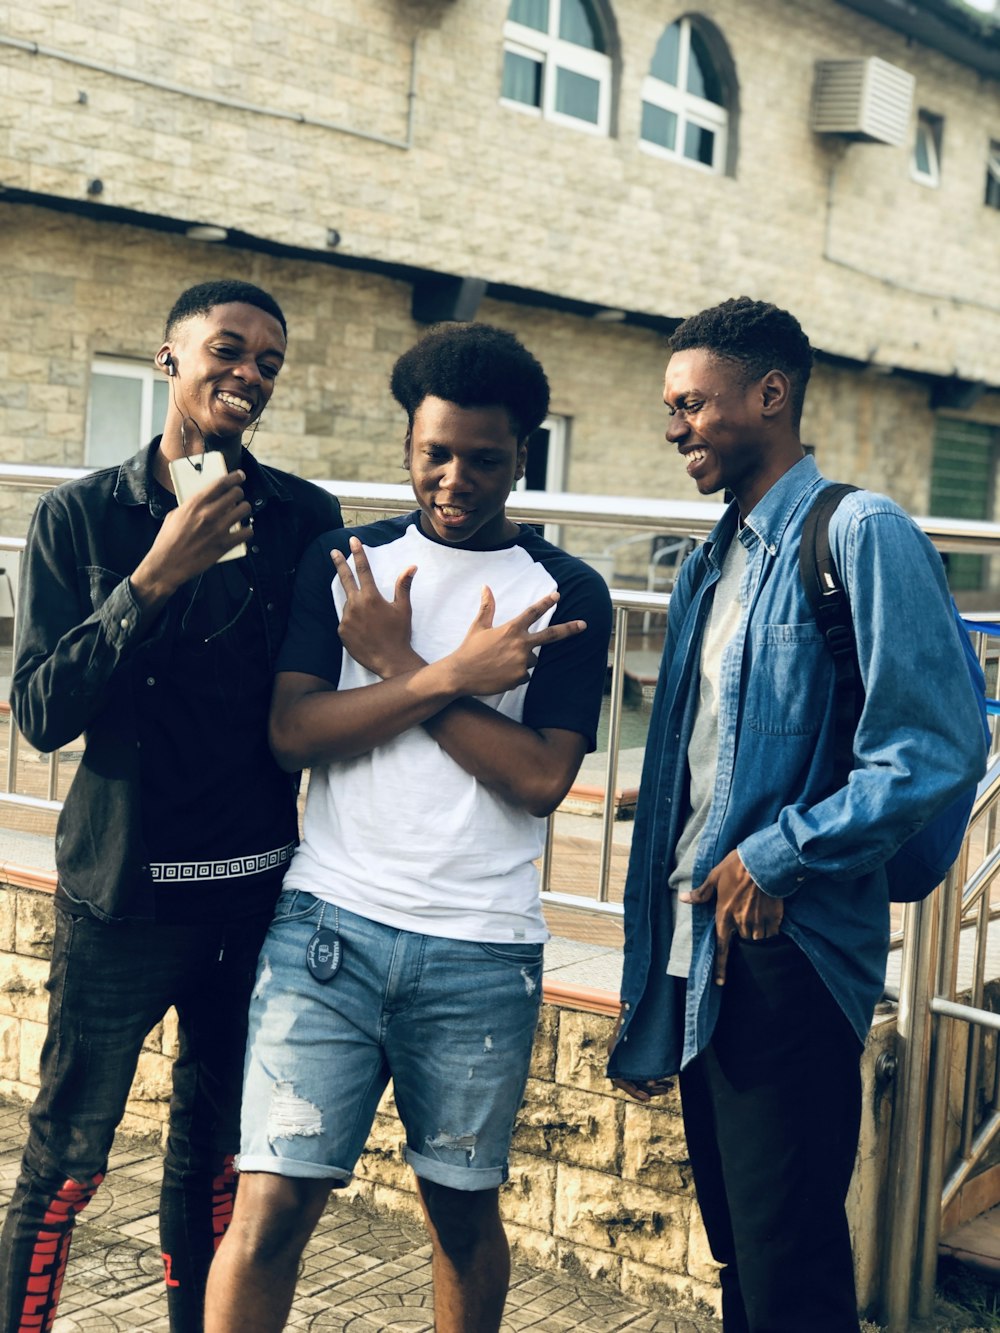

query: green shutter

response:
[930,418,996,591]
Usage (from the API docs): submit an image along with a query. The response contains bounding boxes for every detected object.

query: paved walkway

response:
[0,1100,720,1333]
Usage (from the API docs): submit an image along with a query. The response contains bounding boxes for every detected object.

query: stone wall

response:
[0,0,997,385]
[0,875,896,1319]
[1,0,998,555]
[2,204,996,549]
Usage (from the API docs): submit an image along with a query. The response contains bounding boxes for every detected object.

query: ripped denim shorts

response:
[238,890,543,1191]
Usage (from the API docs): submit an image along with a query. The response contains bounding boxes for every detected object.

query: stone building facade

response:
[0,0,997,570]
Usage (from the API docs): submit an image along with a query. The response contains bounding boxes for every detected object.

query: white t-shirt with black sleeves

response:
[277,512,613,944]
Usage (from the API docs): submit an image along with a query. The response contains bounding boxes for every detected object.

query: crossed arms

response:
[269,537,592,817]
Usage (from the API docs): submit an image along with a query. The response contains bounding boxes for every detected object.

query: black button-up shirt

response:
[11,440,342,921]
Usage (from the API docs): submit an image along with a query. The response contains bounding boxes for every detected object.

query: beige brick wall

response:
[1,0,998,546]
[3,204,996,558]
[0,879,895,1317]
[0,0,996,384]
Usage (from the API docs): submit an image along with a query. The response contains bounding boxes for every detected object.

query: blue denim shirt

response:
[608,456,987,1081]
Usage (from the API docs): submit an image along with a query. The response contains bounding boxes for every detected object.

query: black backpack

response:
[799,483,988,902]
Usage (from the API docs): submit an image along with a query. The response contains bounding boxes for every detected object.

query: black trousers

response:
[678,937,863,1333]
[0,905,270,1333]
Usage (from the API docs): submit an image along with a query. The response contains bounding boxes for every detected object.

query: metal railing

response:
[8,466,1000,1321]
[0,468,693,921]
[883,627,1000,1330]
[4,466,1000,918]
[6,462,1000,548]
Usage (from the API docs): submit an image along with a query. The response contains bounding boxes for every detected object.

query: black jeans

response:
[0,905,270,1333]
[679,937,863,1333]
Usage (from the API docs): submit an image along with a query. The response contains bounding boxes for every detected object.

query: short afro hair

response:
[668,297,813,426]
[164,280,287,339]
[391,323,550,442]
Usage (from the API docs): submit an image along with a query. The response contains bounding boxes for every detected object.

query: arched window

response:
[640,17,731,173]
[502,0,612,135]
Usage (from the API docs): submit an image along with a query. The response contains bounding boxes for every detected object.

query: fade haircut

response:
[164,280,287,339]
[391,323,550,442]
[668,296,813,427]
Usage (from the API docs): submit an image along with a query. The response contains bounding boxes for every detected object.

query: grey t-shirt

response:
[667,535,748,977]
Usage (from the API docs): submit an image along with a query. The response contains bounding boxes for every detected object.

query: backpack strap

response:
[799,483,862,776]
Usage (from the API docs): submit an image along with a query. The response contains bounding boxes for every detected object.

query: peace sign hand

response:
[445,587,587,698]
[331,536,420,679]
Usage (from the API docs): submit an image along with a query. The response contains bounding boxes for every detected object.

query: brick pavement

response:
[0,1098,720,1333]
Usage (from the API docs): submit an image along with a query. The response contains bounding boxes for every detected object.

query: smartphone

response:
[167,450,248,563]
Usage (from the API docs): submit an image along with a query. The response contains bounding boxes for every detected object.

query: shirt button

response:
[254,499,263,508]
[266,602,275,612]
[120,618,129,629]
[251,544,260,554]
[146,676,155,686]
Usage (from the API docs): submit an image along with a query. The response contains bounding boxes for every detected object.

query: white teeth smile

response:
[218,392,252,413]
[438,506,469,516]
[685,449,707,468]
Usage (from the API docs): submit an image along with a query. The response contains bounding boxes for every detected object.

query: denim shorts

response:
[238,891,544,1191]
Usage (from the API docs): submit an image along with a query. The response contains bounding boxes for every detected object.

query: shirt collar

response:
[113,438,288,516]
[704,454,823,564]
[742,454,823,555]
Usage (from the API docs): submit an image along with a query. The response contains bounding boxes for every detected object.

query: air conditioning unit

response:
[811,57,914,146]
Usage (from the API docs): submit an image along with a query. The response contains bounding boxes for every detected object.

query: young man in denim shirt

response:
[0,280,341,1333]
[607,297,986,1332]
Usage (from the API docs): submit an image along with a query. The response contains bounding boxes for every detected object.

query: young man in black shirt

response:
[0,279,341,1333]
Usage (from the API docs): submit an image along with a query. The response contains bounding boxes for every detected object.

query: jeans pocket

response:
[271,889,320,924]
[476,941,544,966]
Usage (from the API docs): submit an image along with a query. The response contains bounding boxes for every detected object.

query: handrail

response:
[968,753,1000,826]
[7,463,1000,1324]
[4,464,1000,550]
[885,699,1000,1328]
[0,518,666,921]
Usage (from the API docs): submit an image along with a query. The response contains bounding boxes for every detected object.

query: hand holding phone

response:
[167,451,248,563]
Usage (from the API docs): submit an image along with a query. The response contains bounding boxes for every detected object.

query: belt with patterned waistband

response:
[149,843,295,883]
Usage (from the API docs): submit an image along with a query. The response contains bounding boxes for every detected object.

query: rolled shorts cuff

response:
[403,1145,508,1192]
[235,1154,353,1184]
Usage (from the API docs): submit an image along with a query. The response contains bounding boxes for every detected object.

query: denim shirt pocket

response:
[745,622,831,736]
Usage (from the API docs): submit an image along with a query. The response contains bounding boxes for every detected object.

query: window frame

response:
[986,140,1000,210]
[501,3,612,137]
[639,18,728,175]
[515,413,569,545]
[910,110,943,188]
[86,358,168,468]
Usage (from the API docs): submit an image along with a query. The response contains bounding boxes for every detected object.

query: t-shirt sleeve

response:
[275,530,348,684]
[521,558,613,752]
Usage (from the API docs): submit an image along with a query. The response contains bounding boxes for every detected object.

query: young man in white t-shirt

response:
[206,324,612,1332]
